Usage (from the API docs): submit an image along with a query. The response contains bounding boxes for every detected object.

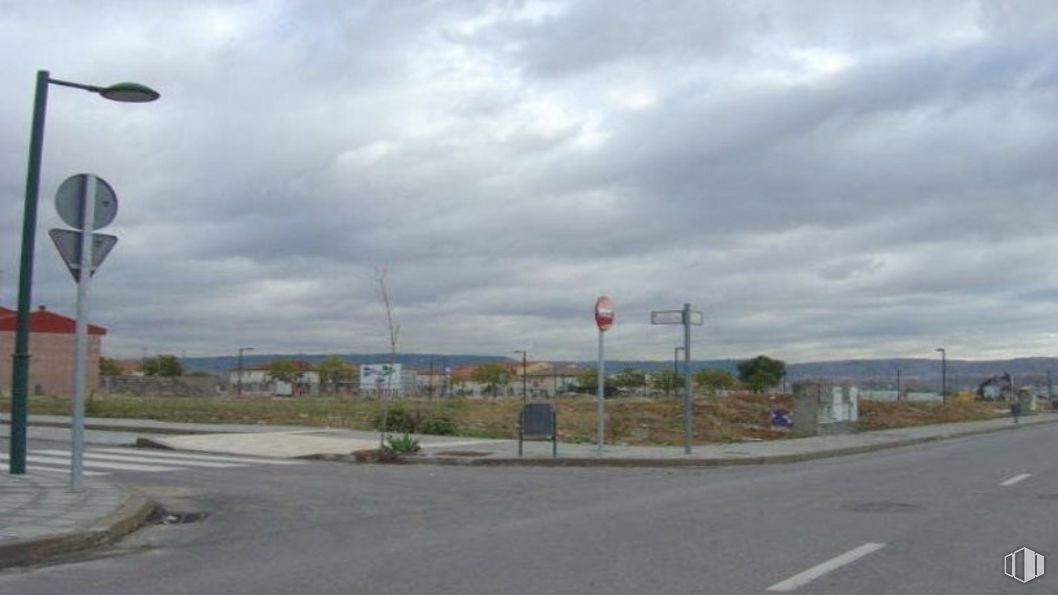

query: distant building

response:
[0,305,106,396]
[512,362,587,397]
[229,361,320,396]
[450,362,588,398]
[415,367,452,396]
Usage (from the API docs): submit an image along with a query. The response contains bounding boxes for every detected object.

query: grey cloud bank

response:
[1,1,1056,363]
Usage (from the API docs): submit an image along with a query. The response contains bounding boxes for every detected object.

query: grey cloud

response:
[1,1,1057,362]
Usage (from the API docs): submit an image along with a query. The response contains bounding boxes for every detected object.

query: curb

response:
[0,488,153,570]
[2,419,217,436]
[302,416,1058,469]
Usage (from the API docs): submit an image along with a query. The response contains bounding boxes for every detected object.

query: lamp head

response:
[99,82,160,103]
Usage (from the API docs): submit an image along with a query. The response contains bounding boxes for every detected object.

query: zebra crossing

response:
[0,447,304,477]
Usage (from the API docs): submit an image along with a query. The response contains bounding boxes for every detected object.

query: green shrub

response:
[372,404,418,433]
[383,433,421,455]
[419,416,457,436]
[85,393,102,417]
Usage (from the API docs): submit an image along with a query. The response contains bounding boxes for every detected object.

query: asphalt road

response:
[1,423,1056,594]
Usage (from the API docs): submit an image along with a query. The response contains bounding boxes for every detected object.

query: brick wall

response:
[0,330,102,397]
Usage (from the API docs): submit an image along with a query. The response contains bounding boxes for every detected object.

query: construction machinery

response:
[977,373,1014,401]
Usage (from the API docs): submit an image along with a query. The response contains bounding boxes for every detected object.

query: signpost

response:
[49,173,118,491]
[651,303,703,454]
[594,296,614,453]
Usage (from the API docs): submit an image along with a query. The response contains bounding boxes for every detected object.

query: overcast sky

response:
[1,1,1057,363]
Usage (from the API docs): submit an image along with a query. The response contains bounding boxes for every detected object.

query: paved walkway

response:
[0,471,150,569]
[79,410,1058,466]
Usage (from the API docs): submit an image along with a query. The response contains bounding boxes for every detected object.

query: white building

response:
[229,361,320,396]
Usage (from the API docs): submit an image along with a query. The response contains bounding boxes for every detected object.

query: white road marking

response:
[767,543,887,592]
[94,448,304,465]
[15,453,183,472]
[1000,473,1031,487]
[28,466,109,477]
[34,449,243,468]
[0,454,109,476]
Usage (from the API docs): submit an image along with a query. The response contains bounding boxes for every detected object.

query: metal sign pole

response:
[70,175,97,491]
[597,328,604,453]
[683,303,692,455]
[650,304,701,455]
[593,296,613,454]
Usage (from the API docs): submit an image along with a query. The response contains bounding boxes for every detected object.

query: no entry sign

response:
[594,296,614,332]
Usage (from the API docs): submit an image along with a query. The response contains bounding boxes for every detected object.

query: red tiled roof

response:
[0,306,106,335]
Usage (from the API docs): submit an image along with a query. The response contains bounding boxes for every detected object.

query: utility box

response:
[792,382,859,436]
[1018,391,1038,414]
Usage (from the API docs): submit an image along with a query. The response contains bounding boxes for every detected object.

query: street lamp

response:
[936,347,947,404]
[237,347,255,397]
[513,350,528,404]
[9,70,159,475]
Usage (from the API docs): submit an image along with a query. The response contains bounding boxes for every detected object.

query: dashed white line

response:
[767,543,887,592]
[1000,473,1031,487]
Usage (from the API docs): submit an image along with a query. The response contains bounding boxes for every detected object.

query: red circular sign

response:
[594,296,614,331]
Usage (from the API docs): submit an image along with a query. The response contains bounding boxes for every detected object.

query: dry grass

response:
[857,400,1002,431]
[0,392,1005,445]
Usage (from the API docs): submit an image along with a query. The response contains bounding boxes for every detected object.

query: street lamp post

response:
[9,70,159,475]
[237,347,254,397]
[936,347,947,404]
[514,350,528,405]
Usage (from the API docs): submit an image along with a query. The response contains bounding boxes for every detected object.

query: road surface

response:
[1,422,1055,594]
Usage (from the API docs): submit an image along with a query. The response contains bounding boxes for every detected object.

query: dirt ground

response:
[3,392,1008,445]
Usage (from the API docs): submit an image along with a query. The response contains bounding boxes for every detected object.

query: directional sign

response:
[55,174,118,231]
[651,310,683,325]
[48,229,118,281]
[651,310,704,325]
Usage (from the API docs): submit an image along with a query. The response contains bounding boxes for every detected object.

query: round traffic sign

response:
[55,174,118,231]
[594,296,614,332]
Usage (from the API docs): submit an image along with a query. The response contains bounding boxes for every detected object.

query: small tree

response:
[736,355,786,393]
[470,363,509,397]
[317,356,356,394]
[141,354,183,377]
[99,357,122,377]
[268,360,301,384]
[650,369,683,394]
[575,369,598,394]
[613,367,647,391]
[694,369,736,395]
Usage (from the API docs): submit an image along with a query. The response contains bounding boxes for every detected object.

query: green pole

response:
[10,70,50,474]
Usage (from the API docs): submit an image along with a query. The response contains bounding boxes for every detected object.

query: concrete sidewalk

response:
[0,472,152,570]
[127,411,1058,467]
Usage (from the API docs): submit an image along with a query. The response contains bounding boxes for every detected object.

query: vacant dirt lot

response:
[2,392,1007,445]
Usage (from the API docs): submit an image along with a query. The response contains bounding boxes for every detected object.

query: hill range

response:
[180,353,1058,391]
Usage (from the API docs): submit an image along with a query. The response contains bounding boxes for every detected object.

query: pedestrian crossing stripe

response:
[34,449,244,468]
[93,448,304,465]
[0,448,303,477]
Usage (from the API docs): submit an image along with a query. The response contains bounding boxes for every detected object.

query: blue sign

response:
[771,408,792,429]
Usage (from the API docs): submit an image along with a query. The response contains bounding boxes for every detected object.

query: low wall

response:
[103,376,226,397]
